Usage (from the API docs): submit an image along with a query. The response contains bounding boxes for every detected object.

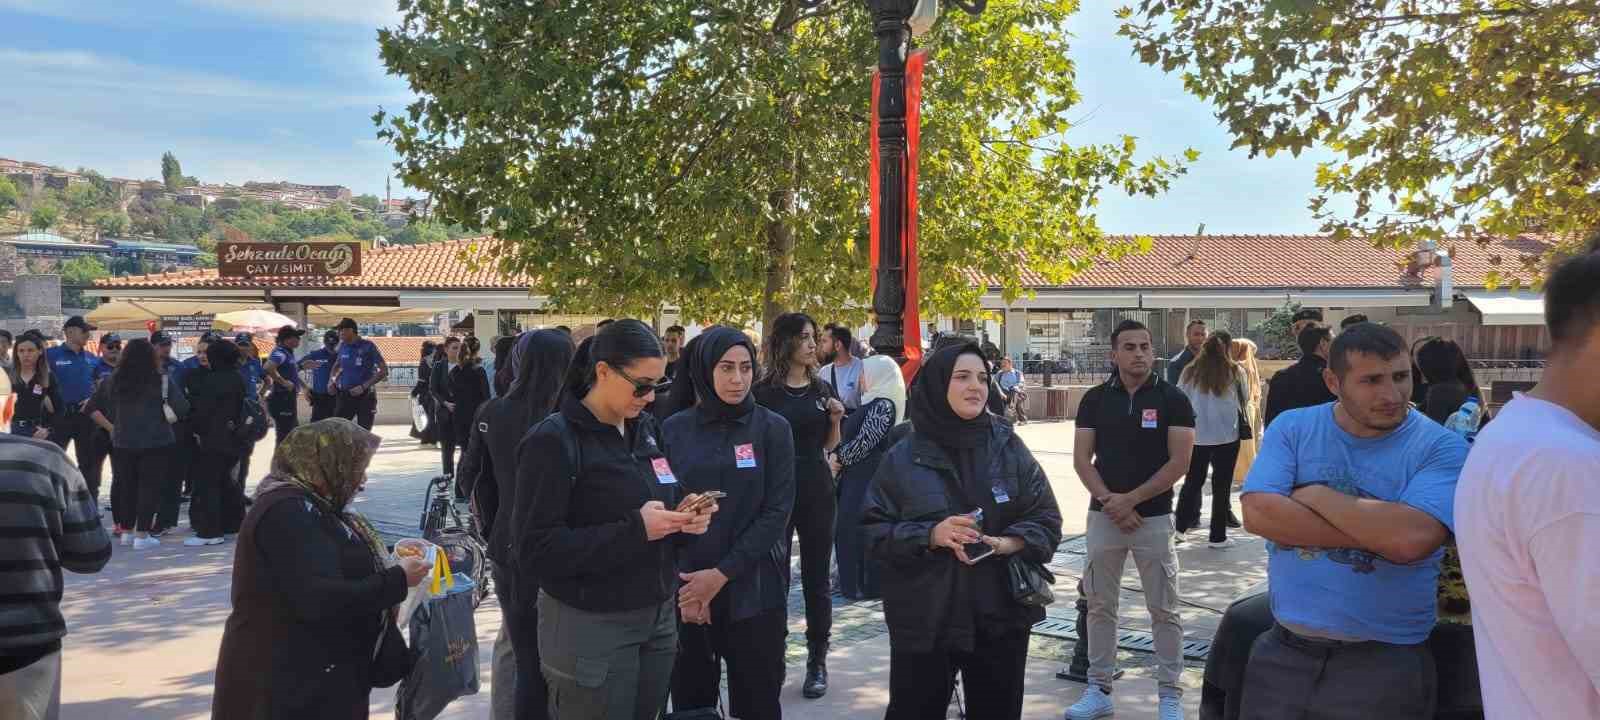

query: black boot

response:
[1227,511,1242,529]
[803,645,829,699]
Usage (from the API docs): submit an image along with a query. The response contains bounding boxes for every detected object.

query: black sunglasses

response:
[612,365,671,398]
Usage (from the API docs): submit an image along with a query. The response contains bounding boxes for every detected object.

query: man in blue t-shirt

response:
[1238,323,1468,720]
[45,316,103,499]
[300,330,339,422]
[328,318,387,430]
[264,326,306,444]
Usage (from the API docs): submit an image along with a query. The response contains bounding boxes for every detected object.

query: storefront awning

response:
[981,292,1139,309]
[87,300,273,331]
[1140,292,1292,309]
[1464,292,1544,326]
[1287,290,1433,308]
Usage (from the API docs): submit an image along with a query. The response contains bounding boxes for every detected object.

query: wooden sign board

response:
[218,241,362,278]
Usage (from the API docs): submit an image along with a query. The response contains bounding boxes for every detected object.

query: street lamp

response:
[850,0,987,363]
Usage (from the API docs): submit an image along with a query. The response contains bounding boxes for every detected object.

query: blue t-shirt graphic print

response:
[1241,403,1468,644]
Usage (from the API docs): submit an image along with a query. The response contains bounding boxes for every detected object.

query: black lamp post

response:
[858,0,987,363]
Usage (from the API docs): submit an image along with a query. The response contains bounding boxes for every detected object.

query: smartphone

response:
[961,509,995,562]
[678,490,727,514]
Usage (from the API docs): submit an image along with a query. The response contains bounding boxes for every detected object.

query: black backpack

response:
[231,394,270,446]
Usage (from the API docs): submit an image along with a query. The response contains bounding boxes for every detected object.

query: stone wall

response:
[14,275,62,317]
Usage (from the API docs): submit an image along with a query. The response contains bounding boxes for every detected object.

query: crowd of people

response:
[4,245,1600,720]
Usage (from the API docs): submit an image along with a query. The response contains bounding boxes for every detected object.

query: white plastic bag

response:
[411,397,430,432]
[394,538,439,624]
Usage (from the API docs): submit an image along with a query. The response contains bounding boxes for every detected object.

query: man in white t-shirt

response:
[1456,246,1600,718]
[819,325,864,410]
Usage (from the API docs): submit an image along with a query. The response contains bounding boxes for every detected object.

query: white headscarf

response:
[859,354,907,425]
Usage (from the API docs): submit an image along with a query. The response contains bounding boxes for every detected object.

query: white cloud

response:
[184,0,402,27]
[0,0,402,28]
[0,48,409,108]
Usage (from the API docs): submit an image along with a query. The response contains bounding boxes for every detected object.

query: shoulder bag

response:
[161,376,178,424]
[1233,375,1254,441]
[935,436,1057,608]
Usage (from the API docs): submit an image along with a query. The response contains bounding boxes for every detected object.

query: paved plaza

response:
[59,421,1265,719]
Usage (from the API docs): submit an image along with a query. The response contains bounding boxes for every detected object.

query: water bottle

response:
[1445,397,1481,442]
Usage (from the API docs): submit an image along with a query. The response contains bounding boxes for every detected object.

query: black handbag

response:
[1006,554,1056,607]
[370,615,415,689]
[1234,379,1255,441]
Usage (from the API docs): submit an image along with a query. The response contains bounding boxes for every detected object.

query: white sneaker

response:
[184,536,224,547]
[119,532,133,547]
[1065,685,1114,720]
[1159,695,1184,720]
[132,536,160,551]
[1208,538,1238,549]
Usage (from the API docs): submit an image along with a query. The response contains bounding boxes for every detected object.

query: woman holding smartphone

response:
[753,312,844,698]
[515,319,716,720]
[862,341,1063,720]
[661,326,795,719]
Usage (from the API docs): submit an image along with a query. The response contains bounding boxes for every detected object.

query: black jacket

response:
[456,402,508,555]
[213,486,408,720]
[1263,355,1337,428]
[515,392,683,613]
[660,403,795,623]
[432,361,490,442]
[187,367,248,457]
[862,421,1063,654]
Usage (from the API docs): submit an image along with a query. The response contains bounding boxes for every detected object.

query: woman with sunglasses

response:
[661,326,795,719]
[516,319,717,720]
[753,312,845,699]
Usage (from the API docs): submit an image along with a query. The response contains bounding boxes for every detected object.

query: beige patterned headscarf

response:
[255,418,388,567]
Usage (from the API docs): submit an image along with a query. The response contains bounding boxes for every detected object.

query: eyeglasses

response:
[612,365,671,398]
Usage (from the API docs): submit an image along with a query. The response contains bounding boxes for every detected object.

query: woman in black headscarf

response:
[861,341,1063,720]
[457,330,575,720]
[660,327,795,720]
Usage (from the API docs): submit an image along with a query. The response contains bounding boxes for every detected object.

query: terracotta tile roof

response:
[95,238,530,290]
[967,234,1555,290]
[96,233,1555,294]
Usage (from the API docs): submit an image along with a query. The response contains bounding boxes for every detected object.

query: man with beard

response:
[1237,323,1468,719]
[818,325,865,411]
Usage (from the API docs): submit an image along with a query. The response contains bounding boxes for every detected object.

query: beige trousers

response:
[1083,510,1184,698]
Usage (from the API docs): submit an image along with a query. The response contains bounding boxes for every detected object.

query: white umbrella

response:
[213,309,297,334]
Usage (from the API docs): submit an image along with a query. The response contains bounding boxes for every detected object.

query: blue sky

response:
[0,1,1338,233]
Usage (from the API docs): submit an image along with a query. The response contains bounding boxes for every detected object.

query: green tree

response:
[63,183,105,236]
[60,256,109,308]
[161,151,184,192]
[378,0,1191,325]
[353,194,384,214]
[1255,302,1305,360]
[1120,0,1600,281]
[0,177,19,216]
[93,210,130,238]
[391,220,450,246]
[29,202,59,231]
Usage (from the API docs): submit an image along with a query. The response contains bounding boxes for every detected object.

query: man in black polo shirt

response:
[1067,319,1197,720]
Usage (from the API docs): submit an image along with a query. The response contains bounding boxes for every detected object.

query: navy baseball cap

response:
[323,330,339,344]
[233,333,254,347]
[149,331,173,346]
[101,333,124,347]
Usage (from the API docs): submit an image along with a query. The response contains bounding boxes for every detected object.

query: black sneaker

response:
[1227,513,1243,529]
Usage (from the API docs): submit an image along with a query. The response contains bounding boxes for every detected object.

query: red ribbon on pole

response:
[870,50,928,384]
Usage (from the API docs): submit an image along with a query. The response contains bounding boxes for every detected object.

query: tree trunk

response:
[761,187,796,332]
